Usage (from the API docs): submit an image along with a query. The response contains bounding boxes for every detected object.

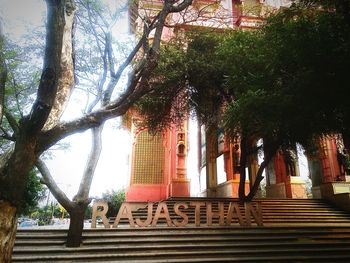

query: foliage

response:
[30,202,64,225]
[135,39,189,131]
[136,30,227,130]
[222,3,350,146]
[101,189,126,217]
[29,202,91,225]
[17,169,46,216]
[186,31,227,126]
[139,0,350,143]
[0,39,41,153]
[84,205,93,219]
[0,37,47,217]
[137,1,350,200]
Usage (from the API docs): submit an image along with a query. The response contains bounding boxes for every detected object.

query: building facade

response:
[125,0,350,205]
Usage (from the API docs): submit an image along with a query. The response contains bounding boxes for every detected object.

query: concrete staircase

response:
[13,198,350,262]
[129,197,350,227]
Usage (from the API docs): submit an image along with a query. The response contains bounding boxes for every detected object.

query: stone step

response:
[16,225,350,235]
[15,227,350,247]
[16,226,350,236]
[12,246,350,262]
[106,198,350,228]
[128,209,349,215]
[166,199,332,206]
[14,239,350,252]
[13,198,350,262]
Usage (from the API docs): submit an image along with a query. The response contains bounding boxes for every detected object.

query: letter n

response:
[245,202,263,226]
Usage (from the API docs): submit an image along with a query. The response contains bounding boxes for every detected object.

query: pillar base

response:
[200,179,249,198]
[312,186,322,198]
[200,188,217,198]
[320,182,350,212]
[266,183,287,198]
[267,177,308,199]
[126,184,168,202]
[285,176,308,198]
[169,179,190,197]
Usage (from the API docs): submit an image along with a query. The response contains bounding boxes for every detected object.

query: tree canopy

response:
[136,0,350,200]
[139,0,350,146]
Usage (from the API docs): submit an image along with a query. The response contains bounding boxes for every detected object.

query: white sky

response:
[0,0,45,40]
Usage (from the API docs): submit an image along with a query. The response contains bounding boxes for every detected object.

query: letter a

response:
[136,203,153,227]
[113,203,135,227]
[152,202,172,226]
[226,202,244,226]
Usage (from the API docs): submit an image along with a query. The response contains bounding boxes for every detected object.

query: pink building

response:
[126,0,350,206]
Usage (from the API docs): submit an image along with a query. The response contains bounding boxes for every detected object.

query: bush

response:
[101,189,126,217]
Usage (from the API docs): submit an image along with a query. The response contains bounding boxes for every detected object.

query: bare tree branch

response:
[4,109,19,136]
[37,0,195,153]
[102,18,152,104]
[0,127,14,141]
[8,71,24,118]
[169,0,193,13]
[0,21,7,126]
[43,0,76,130]
[23,0,69,134]
[36,158,73,210]
[75,126,103,200]
[105,32,115,76]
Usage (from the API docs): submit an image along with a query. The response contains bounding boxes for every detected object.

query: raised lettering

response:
[190,201,205,226]
[92,201,263,229]
[245,202,263,226]
[173,202,189,227]
[113,203,135,228]
[152,202,172,226]
[91,201,110,229]
[136,203,153,227]
[226,202,244,226]
[207,202,225,226]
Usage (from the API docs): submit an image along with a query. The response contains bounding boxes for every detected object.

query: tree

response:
[216,1,350,200]
[0,0,194,259]
[34,0,121,246]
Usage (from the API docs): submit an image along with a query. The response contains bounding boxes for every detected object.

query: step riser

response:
[13,198,350,262]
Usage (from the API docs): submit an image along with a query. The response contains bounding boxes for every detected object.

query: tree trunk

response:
[0,201,17,263]
[245,158,270,201]
[238,134,248,202]
[244,141,278,201]
[43,0,76,130]
[66,206,86,247]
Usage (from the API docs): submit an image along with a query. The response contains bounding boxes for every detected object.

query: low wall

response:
[321,182,350,212]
